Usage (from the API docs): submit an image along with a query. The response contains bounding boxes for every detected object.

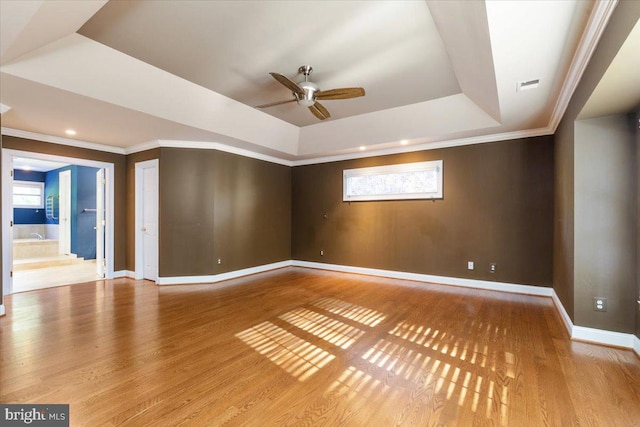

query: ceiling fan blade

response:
[270,72,304,97]
[255,98,297,109]
[316,87,365,100]
[309,102,331,120]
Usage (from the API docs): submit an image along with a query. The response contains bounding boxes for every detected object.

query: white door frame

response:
[2,149,116,296]
[58,169,71,255]
[96,168,105,278]
[134,159,159,282]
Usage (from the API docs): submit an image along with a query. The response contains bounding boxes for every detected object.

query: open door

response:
[59,170,71,256]
[96,168,106,278]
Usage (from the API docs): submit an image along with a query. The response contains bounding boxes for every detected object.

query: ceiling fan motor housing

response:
[297,81,319,107]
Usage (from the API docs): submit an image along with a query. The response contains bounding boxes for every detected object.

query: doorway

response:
[2,149,115,295]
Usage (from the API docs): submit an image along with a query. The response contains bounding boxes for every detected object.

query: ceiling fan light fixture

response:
[297,98,315,107]
[297,80,319,107]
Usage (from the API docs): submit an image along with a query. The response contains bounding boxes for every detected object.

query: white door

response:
[96,168,105,278]
[59,170,71,255]
[136,160,158,281]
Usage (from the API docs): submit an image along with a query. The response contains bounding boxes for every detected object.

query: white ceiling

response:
[0,0,624,164]
[13,157,69,172]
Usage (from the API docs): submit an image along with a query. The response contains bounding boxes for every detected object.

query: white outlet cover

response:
[467,261,474,270]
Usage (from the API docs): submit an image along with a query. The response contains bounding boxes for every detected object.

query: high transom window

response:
[343,160,443,201]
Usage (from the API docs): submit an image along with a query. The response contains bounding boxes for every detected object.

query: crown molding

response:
[547,0,618,131]
[1,127,126,155]
[127,139,294,167]
[124,140,159,155]
[292,126,552,166]
[3,125,556,167]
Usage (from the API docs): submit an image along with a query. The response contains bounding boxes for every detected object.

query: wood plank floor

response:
[1,267,639,426]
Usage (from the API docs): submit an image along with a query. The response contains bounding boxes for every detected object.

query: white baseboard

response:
[156,260,292,285]
[112,270,135,279]
[0,303,5,316]
[292,260,553,297]
[551,289,638,352]
[572,326,636,349]
[551,290,573,337]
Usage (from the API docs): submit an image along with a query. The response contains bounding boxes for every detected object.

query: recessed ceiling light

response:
[400,140,409,145]
[359,146,366,151]
[65,129,77,136]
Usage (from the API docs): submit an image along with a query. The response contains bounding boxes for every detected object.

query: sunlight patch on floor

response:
[235,321,335,381]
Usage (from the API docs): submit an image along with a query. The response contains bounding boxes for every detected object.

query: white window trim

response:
[343,160,443,202]
[13,180,45,209]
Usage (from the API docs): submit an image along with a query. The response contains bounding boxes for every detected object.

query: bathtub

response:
[13,239,59,260]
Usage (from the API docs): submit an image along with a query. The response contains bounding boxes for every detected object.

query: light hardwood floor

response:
[1,267,639,426]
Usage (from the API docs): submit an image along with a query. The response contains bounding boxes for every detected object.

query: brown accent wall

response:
[213,150,291,273]
[158,148,290,277]
[293,137,554,287]
[554,1,640,332]
[636,109,640,340]
[574,115,636,333]
[0,129,3,313]
[125,149,160,271]
[554,120,575,319]
[2,136,127,271]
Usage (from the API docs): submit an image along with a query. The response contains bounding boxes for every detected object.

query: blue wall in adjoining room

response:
[45,166,99,260]
[76,166,99,260]
[44,168,61,225]
[13,170,46,224]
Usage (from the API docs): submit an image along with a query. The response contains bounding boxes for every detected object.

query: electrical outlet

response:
[217,258,222,265]
[320,250,324,256]
[593,297,607,312]
[490,263,497,273]
[467,261,474,270]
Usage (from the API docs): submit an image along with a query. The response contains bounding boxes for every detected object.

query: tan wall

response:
[158,148,291,277]
[1,136,127,271]
[293,137,554,287]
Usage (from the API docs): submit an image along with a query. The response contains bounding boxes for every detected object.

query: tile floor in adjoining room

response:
[12,260,100,293]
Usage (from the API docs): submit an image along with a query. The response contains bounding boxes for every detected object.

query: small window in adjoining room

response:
[343,160,443,202]
[13,181,45,209]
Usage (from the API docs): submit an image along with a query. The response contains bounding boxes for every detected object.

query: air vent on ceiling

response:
[517,78,540,92]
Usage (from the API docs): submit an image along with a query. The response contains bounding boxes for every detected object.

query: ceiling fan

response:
[256,65,365,120]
